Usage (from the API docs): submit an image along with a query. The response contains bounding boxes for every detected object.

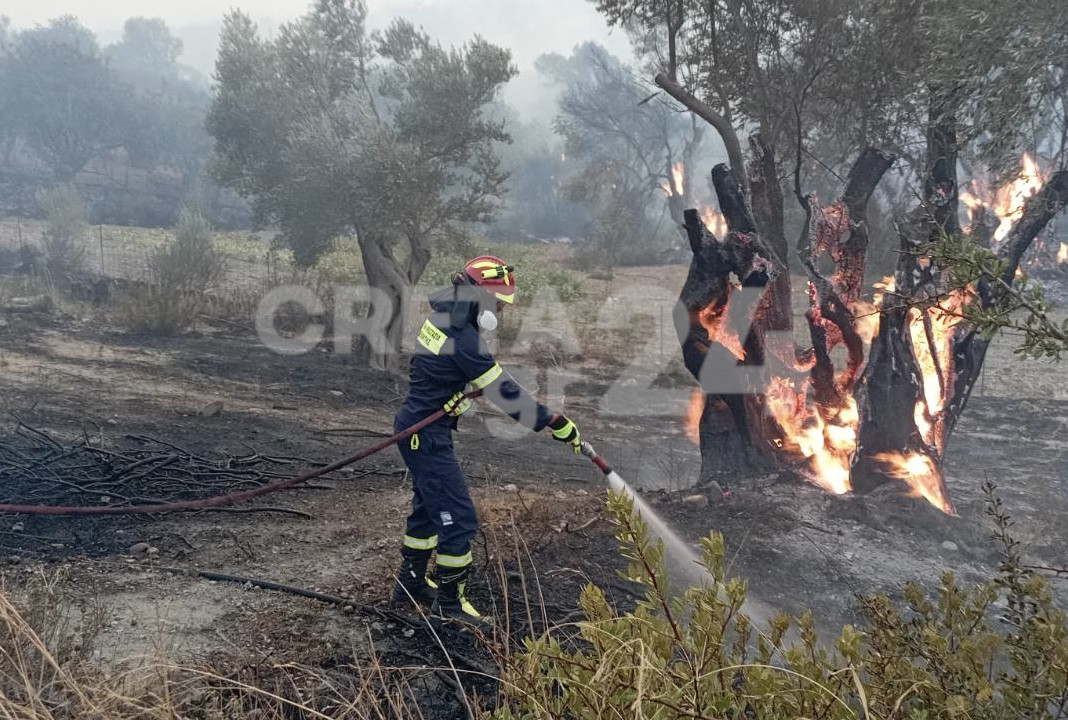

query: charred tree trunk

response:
[853,109,961,494]
[673,164,776,480]
[945,170,1068,435]
[856,104,1068,507]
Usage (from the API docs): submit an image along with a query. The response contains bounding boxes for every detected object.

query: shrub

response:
[496,484,1068,719]
[35,185,87,275]
[118,210,227,333]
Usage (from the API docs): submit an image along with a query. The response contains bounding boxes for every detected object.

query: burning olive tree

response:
[592,0,1068,510]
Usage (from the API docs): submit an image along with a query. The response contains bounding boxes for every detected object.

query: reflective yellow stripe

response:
[417,320,447,355]
[458,582,481,617]
[403,534,438,550]
[410,433,420,450]
[470,363,503,389]
[436,551,472,568]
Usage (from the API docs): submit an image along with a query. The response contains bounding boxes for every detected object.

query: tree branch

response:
[654,72,747,193]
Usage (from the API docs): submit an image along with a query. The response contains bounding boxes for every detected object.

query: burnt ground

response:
[0,278,1067,715]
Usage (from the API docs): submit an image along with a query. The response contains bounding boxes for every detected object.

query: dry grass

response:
[0,570,489,719]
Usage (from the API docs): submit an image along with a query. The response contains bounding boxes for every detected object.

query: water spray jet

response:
[579,440,776,626]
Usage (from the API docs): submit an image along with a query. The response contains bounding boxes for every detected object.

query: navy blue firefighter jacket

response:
[395,288,556,435]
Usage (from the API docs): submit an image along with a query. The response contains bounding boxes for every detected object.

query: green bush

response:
[35,185,87,275]
[496,484,1068,719]
[118,210,227,333]
[312,235,366,284]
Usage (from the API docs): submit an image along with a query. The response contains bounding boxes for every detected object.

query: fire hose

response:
[0,390,484,516]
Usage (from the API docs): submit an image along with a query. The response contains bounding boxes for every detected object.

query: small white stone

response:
[941,540,959,552]
[682,494,709,508]
[503,483,518,492]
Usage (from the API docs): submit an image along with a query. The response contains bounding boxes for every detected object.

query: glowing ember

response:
[684,388,703,443]
[701,207,729,238]
[698,301,746,362]
[872,451,955,514]
[1059,242,1068,265]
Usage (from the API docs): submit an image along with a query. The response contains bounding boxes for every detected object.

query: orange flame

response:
[871,452,955,514]
[959,189,986,228]
[906,290,966,455]
[662,161,685,197]
[853,300,880,345]
[993,154,1045,242]
[963,154,1047,243]
[701,207,729,238]
[764,377,855,495]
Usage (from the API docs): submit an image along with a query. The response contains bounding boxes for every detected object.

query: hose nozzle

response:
[579,441,612,475]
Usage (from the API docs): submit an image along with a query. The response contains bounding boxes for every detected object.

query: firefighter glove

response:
[444,391,472,417]
[549,414,580,453]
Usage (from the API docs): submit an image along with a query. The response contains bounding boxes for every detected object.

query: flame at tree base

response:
[871,452,956,515]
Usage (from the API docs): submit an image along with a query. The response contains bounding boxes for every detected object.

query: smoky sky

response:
[2,0,635,119]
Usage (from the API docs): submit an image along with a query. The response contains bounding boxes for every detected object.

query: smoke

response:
[7,0,634,122]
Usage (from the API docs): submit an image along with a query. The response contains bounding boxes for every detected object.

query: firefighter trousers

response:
[396,421,477,569]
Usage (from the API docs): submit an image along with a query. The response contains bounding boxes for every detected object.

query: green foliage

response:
[498,486,1068,719]
[208,1,516,271]
[119,210,226,334]
[313,236,366,285]
[35,184,86,274]
[591,0,1068,185]
[929,232,1068,359]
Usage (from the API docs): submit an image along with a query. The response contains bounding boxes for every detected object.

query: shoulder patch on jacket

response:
[417,320,448,355]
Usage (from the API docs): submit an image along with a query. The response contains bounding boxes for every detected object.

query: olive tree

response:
[208,0,516,370]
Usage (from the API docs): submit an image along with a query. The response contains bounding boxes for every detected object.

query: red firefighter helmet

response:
[462,255,516,304]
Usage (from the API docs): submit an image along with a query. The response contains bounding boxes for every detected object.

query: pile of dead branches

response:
[0,421,319,513]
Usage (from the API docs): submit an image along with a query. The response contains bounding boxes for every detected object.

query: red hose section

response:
[589,453,612,475]
[0,391,483,516]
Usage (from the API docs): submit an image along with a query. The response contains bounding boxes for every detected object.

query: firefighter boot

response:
[392,548,437,607]
[431,565,491,627]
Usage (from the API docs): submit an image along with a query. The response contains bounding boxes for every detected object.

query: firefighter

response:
[392,255,580,623]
